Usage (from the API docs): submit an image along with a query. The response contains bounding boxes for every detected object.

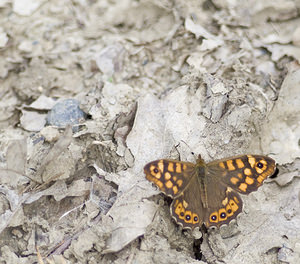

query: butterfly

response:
[144,155,276,229]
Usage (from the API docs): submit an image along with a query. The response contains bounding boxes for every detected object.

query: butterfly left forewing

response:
[144,159,195,198]
[207,155,276,195]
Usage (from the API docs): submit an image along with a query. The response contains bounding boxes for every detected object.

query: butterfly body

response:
[144,155,276,229]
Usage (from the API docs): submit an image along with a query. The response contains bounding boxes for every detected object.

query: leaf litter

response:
[0,0,300,263]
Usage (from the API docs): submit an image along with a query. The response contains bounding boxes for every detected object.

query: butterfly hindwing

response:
[205,188,243,228]
[170,176,205,229]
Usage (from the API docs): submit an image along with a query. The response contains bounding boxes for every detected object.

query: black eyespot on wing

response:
[257,162,263,169]
[154,168,159,173]
[194,216,198,222]
[180,212,184,217]
[220,212,226,219]
[211,215,217,221]
[186,215,191,221]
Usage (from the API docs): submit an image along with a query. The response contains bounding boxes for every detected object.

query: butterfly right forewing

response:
[203,154,276,227]
[207,155,276,195]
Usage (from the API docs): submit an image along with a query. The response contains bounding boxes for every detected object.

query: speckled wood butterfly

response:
[144,155,276,229]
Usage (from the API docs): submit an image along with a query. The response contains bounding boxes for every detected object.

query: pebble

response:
[47,99,86,128]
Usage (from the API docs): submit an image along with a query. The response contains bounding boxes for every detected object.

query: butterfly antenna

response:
[161,91,190,155]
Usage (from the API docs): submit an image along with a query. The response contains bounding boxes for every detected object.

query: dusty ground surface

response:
[0,0,300,263]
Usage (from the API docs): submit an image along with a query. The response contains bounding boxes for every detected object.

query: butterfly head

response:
[195,155,206,167]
